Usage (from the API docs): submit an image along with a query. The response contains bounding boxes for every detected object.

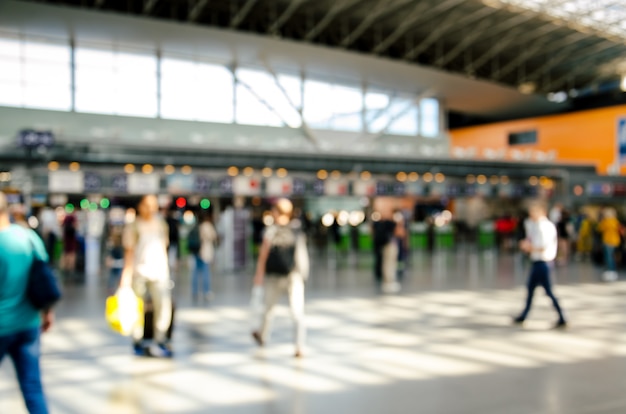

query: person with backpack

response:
[0,191,54,414]
[189,212,218,303]
[119,195,173,358]
[251,198,309,358]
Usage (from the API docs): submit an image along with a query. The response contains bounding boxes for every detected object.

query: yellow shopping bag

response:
[105,287,144,336]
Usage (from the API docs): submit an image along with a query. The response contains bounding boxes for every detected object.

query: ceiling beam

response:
[523,39,620,84]
[340,0,411,48]
[304,0,362,42]
[403,5,493,60]
[268,0,308,34]
[493,31,588,81]
[188,0,210,22]
[230,0,259,28]
[434,13,498,68]
[373,0,470,55]
[545,47,626,92]
[465,20,561,74]
[143,0,158,15]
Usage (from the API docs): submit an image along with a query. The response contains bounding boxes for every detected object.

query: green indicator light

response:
[80,199,89,209]
[100,198,110,209]
[89,202,98,212]
[200,199,211,209]
[65,203,75,213]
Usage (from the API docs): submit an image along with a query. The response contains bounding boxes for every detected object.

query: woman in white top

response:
[192,212,218,302]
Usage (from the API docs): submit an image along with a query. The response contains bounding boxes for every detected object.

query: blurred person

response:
[549,203,563,224]
[576,211,595,261]
[372,213,395,284]
[514,203,567,329]
[252,198,309,358]
[495,214,517,252]
[165,210,180,273]
[597,207,622,282]
[39,208,60,265]
[105,229,124,295]
[556,210,572,266]
[61,212,78,274]
[394,210,409,282]
[192,212,218,303]
[373,210,402,293]
[0,192,54,414]
[120,195,173,358]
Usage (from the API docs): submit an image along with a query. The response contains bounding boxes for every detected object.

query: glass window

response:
[387,98,418,136]
[365,91,390,132]
[23,42,70,63]
[303,80,333,129]
[330,85,363,132]
[366,93,418,136]
[0,57,21,83]
[278,74,302,110]
[160,57,234,123]
[0,37,72,111]
[0,83,21,107]
[0,38,20,58]
[75,47,157,117]
[235,68,301,128]
[304,80,363,132]
[420,98,440,137]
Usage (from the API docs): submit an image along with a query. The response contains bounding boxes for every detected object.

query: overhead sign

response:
[49,171,84,193]
[83,172,103,193]
[111,175,128,193]
[17,129,55,149]
[128,174,160,195]
[266,177,293,196]
[618,117,626,166]
[167,174,195,194]
[194,176,212,193]
[233,176,261,196]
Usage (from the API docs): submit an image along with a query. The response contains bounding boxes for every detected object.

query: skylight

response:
[492,0,626,40]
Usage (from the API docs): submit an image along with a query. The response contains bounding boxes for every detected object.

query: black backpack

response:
[265,227,296,276]
[187,224,201,255]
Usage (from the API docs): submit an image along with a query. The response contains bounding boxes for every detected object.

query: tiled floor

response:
[2,250,625,414]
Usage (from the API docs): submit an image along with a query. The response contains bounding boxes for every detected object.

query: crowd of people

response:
[3,189,626,413]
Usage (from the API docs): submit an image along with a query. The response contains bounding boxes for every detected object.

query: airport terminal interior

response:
[1,0,626,413]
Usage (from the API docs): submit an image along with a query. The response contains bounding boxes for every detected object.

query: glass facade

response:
[0,37,71,111]
[0,36,443,138]
[75,48,158,117]
[161,58,234,123]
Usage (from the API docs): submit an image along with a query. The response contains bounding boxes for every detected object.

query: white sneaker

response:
[602,271,618,282]
[382,282,401,294]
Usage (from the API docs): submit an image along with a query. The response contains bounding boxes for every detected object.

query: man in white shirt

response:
[120,195,173,357]
[514,203,567,328]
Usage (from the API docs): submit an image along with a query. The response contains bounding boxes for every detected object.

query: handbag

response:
[105,287,144,336]
[26,238,62,310]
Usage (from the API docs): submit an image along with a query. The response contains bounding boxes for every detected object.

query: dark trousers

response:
[519,261,566,323]
[0,328,48,414]
[374,246,383,282]
[46,233,57,265]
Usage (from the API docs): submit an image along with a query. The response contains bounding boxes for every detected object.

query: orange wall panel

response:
[450,105,626,174]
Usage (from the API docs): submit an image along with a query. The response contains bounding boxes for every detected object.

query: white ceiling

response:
[0,0,567,119]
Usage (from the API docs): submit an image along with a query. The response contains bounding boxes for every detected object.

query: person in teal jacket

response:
[0,192,54,414]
